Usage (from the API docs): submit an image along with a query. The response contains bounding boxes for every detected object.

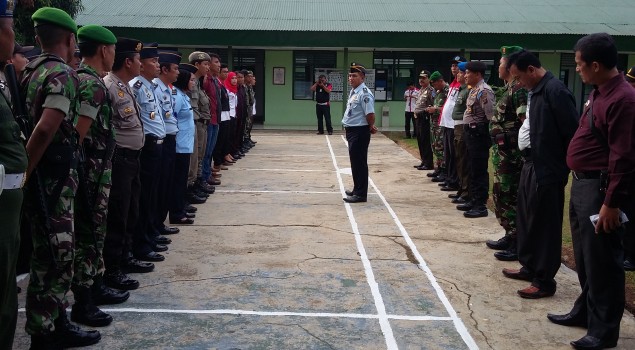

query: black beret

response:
[115,37,142,55]
[466,61,487,74]
[158,50,182,65]
[140,42,159,59]
[179,63,198,74]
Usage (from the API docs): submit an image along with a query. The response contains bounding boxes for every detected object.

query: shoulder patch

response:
[133,80,142,89]
[118,90,125,98]
[363,97,369,103]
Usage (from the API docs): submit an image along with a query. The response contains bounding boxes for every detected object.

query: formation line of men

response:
[0,5,258,349]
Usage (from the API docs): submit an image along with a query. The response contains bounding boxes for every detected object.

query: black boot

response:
[71,286,113,327]
[53,310,101,347]
[494,236,518,261]
[92,276,130,305]
[30,334,62,350]
[486,233,512,250]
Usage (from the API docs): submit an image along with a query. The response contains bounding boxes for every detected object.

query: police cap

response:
[14,42,34,55]
[465,61,487,74]
[115,37,143,55]
[419,70,431,78]
[350,62,366,75]
[140,42,159,59]
[179,63,198,74]
[32,7,77,34]
[450,55,467,64]
[24,47,41,61]
[158,50,182,65]
[78,24,117,45]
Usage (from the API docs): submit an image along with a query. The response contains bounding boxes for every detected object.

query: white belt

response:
[157,139,164,144]
[3,172,26,190]
[317,102,329,106]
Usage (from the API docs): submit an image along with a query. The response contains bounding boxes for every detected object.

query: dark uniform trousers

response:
[516,157,565,293]
[443,127,459,186]
[104,147,141,270]
[0,188,23,349]
[155,134,176,233]
[568,177,624,341]
[346,126,370,198]
[464,123,491,207]
[134,136,163,256]
[453,125,470,198]
[415,113,433,167]
[404,111,415,138]
[316,104,333,134]
[213,120,230,165]
[170,153,191,221]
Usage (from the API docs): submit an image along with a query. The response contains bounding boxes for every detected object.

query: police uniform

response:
[21,7,101,348]
[342,63,374,202]
[153,50,181,236]
[461,61,494,218]
[487,46,528,258]
[413,70,435,169]
[186,52,211,200]
[129,42,167,262]
[0,3,28,348]
[71,24,124,329]
[103,38,148,291]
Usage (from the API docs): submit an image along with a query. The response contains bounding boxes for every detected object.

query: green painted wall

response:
[539,52,560,74]
[629,54,635,68]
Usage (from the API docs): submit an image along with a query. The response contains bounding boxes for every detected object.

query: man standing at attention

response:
[342,63,376,203]
[311,74,333,135]
[403,81,418,139]
[548,33,635,350]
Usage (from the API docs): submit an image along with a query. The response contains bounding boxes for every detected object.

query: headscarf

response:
[224,71,237,94]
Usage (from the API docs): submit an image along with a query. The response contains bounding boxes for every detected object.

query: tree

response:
[13,0,84,45]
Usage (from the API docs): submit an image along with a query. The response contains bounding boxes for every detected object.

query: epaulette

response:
[172,88,177,95]
[117,82,125,89]
[362,87,368,93]
[133,80,142,89]
[152,83,158,89]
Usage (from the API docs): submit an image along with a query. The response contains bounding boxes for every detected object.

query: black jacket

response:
[529,71,579,185]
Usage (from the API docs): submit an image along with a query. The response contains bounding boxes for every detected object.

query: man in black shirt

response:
[311,74,333,135]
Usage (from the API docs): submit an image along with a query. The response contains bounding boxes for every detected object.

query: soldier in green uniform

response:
[0,2,29,349]
[21,7,101,349]
[427,71,448,182]
[71,24,130,329]
[486,46,528,261]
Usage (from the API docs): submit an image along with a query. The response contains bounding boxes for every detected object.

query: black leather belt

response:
[572,171,602,180]
[115,147,141,158]
[145,134,164,145]
[520,148,531,157]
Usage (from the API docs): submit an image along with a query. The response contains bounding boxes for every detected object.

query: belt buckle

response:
[20,173,27,188]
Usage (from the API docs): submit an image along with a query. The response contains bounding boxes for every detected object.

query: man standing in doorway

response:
[403,81,418,138]
[342,63,376,203]
[311,74,333,135]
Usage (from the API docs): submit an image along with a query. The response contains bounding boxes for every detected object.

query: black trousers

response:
[443,127,459,186]
[134,138,163,256]
[104,147,141,270]
[155,134,176,232]
[404,112,415,137]
[415,113,433,167]
[316,104,333,133]
[213,120,230,165]
[567,177,624,340]
[464,124,490,207]
[170,153,191,220]
[516,159,565,293]
[346,126,370,198]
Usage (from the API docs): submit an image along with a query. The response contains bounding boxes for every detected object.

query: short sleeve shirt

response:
[342,83,374,127]
[153,78,178,135]
[104,72,144,150]
[130,76,166,138]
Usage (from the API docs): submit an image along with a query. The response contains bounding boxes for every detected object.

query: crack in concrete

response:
[437,277,493,350]
[137,273,299,289]
[386,237,419,265]
[263,322,337,349]
[410,236,486,245]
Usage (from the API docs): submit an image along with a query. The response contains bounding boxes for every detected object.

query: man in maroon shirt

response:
[548,33,635,350]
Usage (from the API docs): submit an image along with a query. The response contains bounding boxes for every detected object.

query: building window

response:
[293,51,336,100]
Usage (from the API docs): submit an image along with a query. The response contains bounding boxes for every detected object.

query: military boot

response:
[91,276,130,305]
[486,233,512,250]
[494,236,518,261]
[71,286,113,327]
[53,310,101,347]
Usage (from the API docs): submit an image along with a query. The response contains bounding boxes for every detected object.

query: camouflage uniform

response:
[490,78,527,235]
[22,54,80,335]
[431,84,449,171]
[73,63,114,289]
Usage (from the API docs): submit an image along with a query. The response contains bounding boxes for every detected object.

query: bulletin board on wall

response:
[314,68,376,102]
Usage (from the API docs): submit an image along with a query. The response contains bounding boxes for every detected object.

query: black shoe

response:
[185,205,197,213]
[328,131,333,135]
[104,270,139,290]
[160,226,180,235]
[185,212,196,219]
[122,257,155,274]
[152,244,168,252]
[451,197,467,204]
[624,258,635,271]
[494,249,518,261]
[316,131,324,135]
[343,195,367,203]
[136,251,165,262]
[170,216,194,225]
[53,312,101,348]
[413,163,424,168]
[547,313,587,328]
[91,283,130,305]
[456,202,473,211]
[464,207,488,218]
[448,193,461,199]
[431,176,446,183]
[440,185,460,191]
[71,302,113,327]
[417,165,434,170]
[345,190,354,196]
[195,189,210,198]
[154,235,171,245]
[570,335,617,350]
[187,194,206,204]
[486,235,511,250]
[426,171,439,178]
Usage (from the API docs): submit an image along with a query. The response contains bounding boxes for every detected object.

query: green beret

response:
[78,25,117,45]
[32,7,77,34]
[429,71,443,82]
[500,46,523,58]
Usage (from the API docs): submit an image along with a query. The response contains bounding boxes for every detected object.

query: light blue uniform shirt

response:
[130,76,166,138]
[153,78,178,135]
[174,87,195,154]
[342,83,375,127]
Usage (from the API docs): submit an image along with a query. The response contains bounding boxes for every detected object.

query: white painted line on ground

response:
[240,168,333,172]
[369,177,478,350]
[215,189,378,195]
[245,153,347,158]
[326,135,398,350]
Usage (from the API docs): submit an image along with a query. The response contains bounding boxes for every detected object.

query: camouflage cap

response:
[32,7,77,34]
[429,71,443,82]
[0,0,15,18]
[500,46,523,58]
[626,66,635,83]
[188,51,211,63]
[78,24,117,45]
